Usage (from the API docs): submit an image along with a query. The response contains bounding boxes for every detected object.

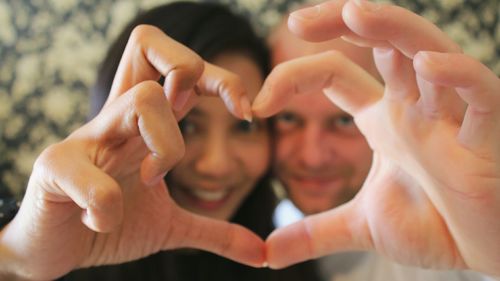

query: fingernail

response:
[416,51,446,67]
[290,5,320,20]
[240,97,252,122]
[353,0,381,12]
[261,262,269,268]
[173,90,191,111]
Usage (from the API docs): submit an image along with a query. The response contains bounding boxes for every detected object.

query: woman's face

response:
[168,52,270,221]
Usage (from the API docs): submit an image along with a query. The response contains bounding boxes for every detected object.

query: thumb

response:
[165,207,267,268]
[266,201,370,268]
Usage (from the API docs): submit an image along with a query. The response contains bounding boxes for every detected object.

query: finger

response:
[168,208,266,267]
[413,51,500,155]
[252,50,383,118]
[413,51,500,111]
[172,62,253,121]
[341,0,461,58]
[373,47,419,102]
[289,0,461,58]
[35,143,123,233]
[415,76,466,122]
[266,202,369,269]
[106,25,204,109]
[288,0,350,42]
[288,0,394,50]
[87,81,185,185]
[340,34,392,49]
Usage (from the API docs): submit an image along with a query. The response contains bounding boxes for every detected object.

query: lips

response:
[290,176,342,195]
[190,189,229,202]
[182,187,233,211]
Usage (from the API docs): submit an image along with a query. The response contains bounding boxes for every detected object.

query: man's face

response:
[270,23,378,214]
[273,93,373,215]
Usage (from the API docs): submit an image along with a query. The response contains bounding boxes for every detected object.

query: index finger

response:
[252,50,383,118]
[172,62,253,122]
[106,25,204,109]
[289,0,461,58]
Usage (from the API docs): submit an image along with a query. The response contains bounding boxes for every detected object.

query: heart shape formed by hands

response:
[3,3,499,280]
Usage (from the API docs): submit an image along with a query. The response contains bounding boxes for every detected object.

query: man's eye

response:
[335,115,354,127]
[274,112,301,133]
[275,112,298,124]
[328,115,360,136]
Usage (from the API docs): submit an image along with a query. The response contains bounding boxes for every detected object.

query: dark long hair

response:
[64,2,321,281]
[89,1,270,118]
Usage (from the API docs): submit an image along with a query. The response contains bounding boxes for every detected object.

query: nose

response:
[298,124,332,169]
[194,131,234,178]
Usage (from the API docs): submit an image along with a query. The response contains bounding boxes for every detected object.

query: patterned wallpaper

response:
[0,0,498,198]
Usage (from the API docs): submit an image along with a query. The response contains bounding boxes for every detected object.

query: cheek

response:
[275,136,296,162]
[238,141,270,179]
[168,143,199,184]
[343,140,373,176]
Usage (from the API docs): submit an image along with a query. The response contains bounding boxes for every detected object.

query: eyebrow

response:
[186,108,205,118]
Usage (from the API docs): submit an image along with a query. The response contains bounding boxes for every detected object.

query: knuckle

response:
[34,143,63,170]
[129,24,160,45]
[88,183,121,211]
[219,72,245,94]
[323,49,346,63]
[185,57,205,78]
[131,81,165,108]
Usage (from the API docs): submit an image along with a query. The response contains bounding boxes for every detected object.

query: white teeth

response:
[190,189,228,201]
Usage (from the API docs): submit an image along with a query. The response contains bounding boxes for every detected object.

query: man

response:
[268,10,491,281]
[269,14,378,219]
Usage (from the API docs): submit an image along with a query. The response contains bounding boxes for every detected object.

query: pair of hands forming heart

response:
[1,1,498,280]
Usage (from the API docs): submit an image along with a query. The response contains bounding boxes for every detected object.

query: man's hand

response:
[254,0,500,276]
[0,25,263,281]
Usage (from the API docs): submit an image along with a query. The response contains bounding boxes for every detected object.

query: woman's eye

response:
[179,119,197,136]
[235,120,259,133]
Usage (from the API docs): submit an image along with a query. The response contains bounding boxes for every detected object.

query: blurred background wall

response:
[0,0,498,198]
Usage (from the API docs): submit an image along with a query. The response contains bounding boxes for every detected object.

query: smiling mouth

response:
[288,176,343,193]
[190,189,229,202]
[183,188,233,211]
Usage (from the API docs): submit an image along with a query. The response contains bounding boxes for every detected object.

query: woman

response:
[62,2,321,281]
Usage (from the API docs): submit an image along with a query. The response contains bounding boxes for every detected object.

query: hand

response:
[254,0,500,276]
[0,25,263,281]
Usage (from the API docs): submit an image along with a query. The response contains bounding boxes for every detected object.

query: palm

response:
[352,98,470,268]
[16,135,182,278]
[262,0,500,274]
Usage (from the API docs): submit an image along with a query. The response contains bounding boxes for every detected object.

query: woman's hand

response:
[0,25,264,281]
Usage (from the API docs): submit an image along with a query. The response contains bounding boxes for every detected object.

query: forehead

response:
[211,52,264,101]
[270,21,380,80]
[192,96,233,120]
[282,92,345,120]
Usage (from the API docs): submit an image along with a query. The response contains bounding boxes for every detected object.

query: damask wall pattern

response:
[0,0,498,198]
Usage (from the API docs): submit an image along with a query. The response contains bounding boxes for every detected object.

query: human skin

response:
[169,52,271,221]
[0,25,265,281]
[255,0,500,277]
[270,20,378,215]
